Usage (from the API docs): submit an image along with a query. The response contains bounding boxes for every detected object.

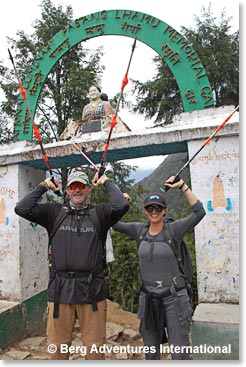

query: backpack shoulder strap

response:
[138,223,150,247]
[164,222,180,258]
[87,205,108,268]
[49,205,69,246]
[88,206,105,242]
[164,221,187,277]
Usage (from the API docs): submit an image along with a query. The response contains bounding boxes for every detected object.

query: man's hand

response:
[123,193,132,203]
[44,177,61,192]
[92,172,108,187]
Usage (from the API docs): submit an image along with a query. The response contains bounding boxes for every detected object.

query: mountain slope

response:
[137,152,191,218]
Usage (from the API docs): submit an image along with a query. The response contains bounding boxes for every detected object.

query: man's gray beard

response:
[69,197,90,210]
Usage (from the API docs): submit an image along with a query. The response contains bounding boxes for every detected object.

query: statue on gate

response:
[59,85,130,140]
[82,85,114,123]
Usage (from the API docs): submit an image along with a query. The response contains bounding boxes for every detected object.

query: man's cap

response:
[67,171,90,187]
[143,192,167,208]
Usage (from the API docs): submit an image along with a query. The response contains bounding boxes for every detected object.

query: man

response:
[15,169,129,360]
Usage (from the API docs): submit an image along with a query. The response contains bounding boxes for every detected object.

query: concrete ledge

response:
[0,291,47,349]
[0,300,19,314]
[0,106,239,170]
[192,303,239,360]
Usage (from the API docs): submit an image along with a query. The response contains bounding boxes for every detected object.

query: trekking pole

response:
[8,48,63,196]
[72,141,99,172]
[161,105,239,192]
[98,38,137,177]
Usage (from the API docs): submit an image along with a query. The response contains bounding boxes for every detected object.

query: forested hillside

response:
[137,152,190,219]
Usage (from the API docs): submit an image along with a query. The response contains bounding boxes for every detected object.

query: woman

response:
[82,85,114,122]
[113,176,206,360]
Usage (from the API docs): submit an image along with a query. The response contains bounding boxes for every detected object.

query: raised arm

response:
[92,172,129,222]
[164,176,206,241]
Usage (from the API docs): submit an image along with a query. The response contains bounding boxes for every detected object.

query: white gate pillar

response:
[0,164,48,302]
[189,134,239,360]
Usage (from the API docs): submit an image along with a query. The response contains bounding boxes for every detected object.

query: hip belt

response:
[142,274,186,289]
[50,266,104,318]
[50,270,92,279]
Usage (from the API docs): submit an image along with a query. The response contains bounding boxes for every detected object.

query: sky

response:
[0,0,240,174]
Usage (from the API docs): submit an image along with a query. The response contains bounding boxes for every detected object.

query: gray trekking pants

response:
[138,288,193,360]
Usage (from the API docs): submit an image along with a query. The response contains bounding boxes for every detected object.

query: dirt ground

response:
[107,300,139,330]
[0,300,171,360]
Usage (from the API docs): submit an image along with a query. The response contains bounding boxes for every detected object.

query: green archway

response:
[14,9,214,141]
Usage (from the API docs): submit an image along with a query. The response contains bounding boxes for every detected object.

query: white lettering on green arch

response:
[14,9,213,140]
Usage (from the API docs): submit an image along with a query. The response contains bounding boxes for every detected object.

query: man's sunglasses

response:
[145,205,164,213]
[69,182,87,190]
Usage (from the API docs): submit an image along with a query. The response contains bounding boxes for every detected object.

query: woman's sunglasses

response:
[69,182,87,191]
[145,205,164,213]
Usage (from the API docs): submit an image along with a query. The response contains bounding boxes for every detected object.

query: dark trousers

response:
[139,289,193,360]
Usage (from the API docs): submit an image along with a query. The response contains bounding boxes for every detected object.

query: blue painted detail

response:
[207,200,214,212]
[226,198,232,211]
[30,222,38,230]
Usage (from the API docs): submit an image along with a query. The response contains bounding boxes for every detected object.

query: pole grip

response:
[160,175,181,192]
[50,176,63,197]
[98,165,106,178]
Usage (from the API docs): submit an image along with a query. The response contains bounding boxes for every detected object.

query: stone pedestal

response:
[192,303,239,360]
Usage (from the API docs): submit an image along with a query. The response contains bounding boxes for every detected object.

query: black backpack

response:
[48,204,107,267]
[138,217,193,297]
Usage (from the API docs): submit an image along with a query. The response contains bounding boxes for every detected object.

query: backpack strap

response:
[49,205,69,247]
[138,223,154,259]
[165,222,193,300]
[138,223,150,246]
[164,222,187,278]
[87,206,105,242]
[87,206,107,268]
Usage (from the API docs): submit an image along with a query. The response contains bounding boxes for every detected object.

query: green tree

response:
[131,5,239,124]
[0,0,104,143]
[0,110,13,144]
[108,233,140,313]
[108,181,147,313]
[88,161,137,204]
[182,5,239,108]
[131,60,182,124]
[114,180,148,312]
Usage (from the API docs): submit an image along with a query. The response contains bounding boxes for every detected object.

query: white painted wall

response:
[189,136,239,303]
[0,164,49,302]
[0,165,21,300]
